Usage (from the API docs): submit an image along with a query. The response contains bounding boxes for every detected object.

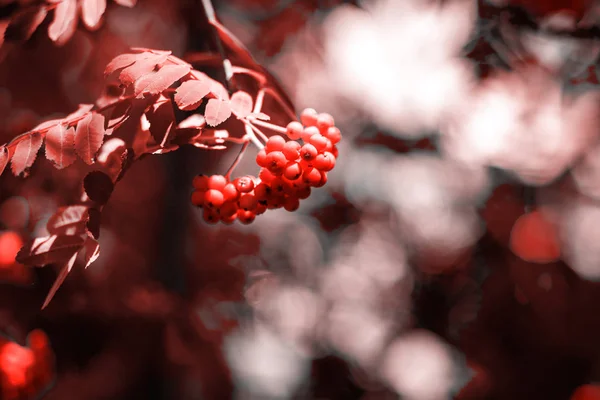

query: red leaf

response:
[113,0,137,7]
[205,99,232,127]
[134,64,191,98]
[104,54,139,77]
[81,0,107,30]
[47,206,89,236]
[230,91,253,118]
[146,99,175,145]
[45,125,76,169]
[66,104,94,120]
[190,70,228,100]
[178,114,205,129]
[83,235,100,268]
[75,113,106,164]
[174,80,211,111]
[31,118,63,132]
[42,251,78,309]
[11,132,43,177]
[4,6,48,42]
[0,146,8,176]
[105,99,131,129]
[16,234,85,266]
[48,0,77,45]
[83,170,114,204]
[118,52,170,87]
[248,112,270,121]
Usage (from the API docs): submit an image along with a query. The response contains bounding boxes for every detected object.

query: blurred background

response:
[1,0,600,399]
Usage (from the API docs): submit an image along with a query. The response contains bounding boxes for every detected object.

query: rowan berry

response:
[284,196,300,212]
[313,152,335,171]
[284,162,302,180]
[234,176,255,193]
[302,167,322,186]
[301,126,319,143]
[221,214,237,224]
[300,144,318,163]
[254,182,271,203]
[266,151,287,175]
[259,168,276,184]
[239,193,258,211]
[203,208,219,224]
[191,190,205,207]
[309,134,330,153]
[317,113,335,133]
[256,149,268,167]
[300,108,318,127]
[267,194,286,209]
[282,140,301,161]
[313,171,328,188]
[220,201,238,218]
[266,135,286,152]
[208,175,227,191]
[295,185,311,199]
[331,145,339,159]
[286,121,303,140]
[222,183,240,202]
[255,203,267,215]
[193,174,209,190]
[204,189,225,208]
[237,209,256,224]
[325,127,342,145]
[270,177,294,195]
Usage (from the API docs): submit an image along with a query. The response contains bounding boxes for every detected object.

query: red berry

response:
[266,151,287,175]
[203,208,219,224]
[234,176,255,193]
[300,144,318,163]
[221,214,237,224]
[286,121,303,140]
[204,189,225,208]
[284,196,300,212]
[191,190,205,207]
[259,168,276,184]
[266,135,286,153]
[208,175,227,191]
[313,152,336,171]
[239,193,258,211]
[326,127,342,145]
[317,113,335,133]
[282,140,301,161]
[314,171,327,188]
[267,194,286,209]
[237,209,256,224]
[270,177,294,196]
[222,183,239,202]
[300,108,318,127]
[255,203,267,215]
[301,126,319,143]
[331,145,339,159]
[192,175,209,190]
[256,149,268,168]
[254,182,271,202]
[309,134,330,153]
[284,162,302,180]
[220,201,238,218]
[295,185,311,199]
[302,168,322,186]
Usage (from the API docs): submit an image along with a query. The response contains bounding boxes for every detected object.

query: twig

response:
[200,0,234,91]
[225,141,249,180]
[248,118,287,135]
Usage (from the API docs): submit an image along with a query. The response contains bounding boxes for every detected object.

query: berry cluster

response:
[191,108,342,224]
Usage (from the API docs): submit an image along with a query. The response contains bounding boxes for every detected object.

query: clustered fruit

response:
[191,108,342,224]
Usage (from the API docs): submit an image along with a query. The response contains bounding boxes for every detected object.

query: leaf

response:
[230,91,253,118]
[146,99,175,145]
[42,251,78,310]
[247,112,270,121]
[5,6,48,42]
[48,0,77,45]
[104,99,132,129]
[83,235,100,268]
[87,208,102,239]
[66,104,94,120]
[11,132,43,177]
[47,206,89,236]
[118,52,170,87]
[0,146,8,176]
[81,0,107,30]
[16,234,85,266]
[83,170,114,205]
[113,0,137,7]
[174,80,211,111]
[75,113,106,164]
[45,125,76,169]
[178,114,205,129]
[104,54,139,77]
[31,118,63,132]
[134,64,190,98]
[204,99,231,127]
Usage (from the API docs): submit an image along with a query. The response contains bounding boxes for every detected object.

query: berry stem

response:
[248,119,287,135]
[244,122,265,149]
[245,122,269,144]
[225,141,249,180]
[254,89,265,113]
